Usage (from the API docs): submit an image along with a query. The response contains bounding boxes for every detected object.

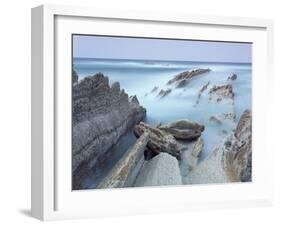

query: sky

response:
[73,35,252,63]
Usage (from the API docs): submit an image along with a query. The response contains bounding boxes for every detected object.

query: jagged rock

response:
[150,86,158,93]
[209,84,234,103]
[167,68,211,88]
[97,133,149,189]
[227,73,237,81]
[72,73,146,189]
[223,110,252,182]
[192,137,204,157]
[134,153,182,187]
[179,138,204,174]
[72,68,78,83]
[196,81,210,104]
[157,88,172,98]
[182,144,230,184]
[158,119,204,140]
[129,95,140,105]
[209,84,234,98]
[134,122,181,160]
[222,112,236,121]
[209,116,222,125]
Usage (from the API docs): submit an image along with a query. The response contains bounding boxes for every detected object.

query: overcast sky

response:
[73,35,251,63]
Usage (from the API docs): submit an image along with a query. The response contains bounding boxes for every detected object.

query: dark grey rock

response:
[227,73,237,81]
[72,73,146,188]
[134,122,182,160]
[72,68,78,84]
[167,68,211,88]
[157,88,172,98]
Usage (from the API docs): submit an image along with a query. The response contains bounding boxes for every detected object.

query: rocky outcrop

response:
[167,68,211,88]
[72,73,146,189]
[134,153,182,187]
[150,86,158,93]
[209,116,222,125]
[158,120,204,140]
[72,68,78,84]
[134,122,182,160]
[196,81,210,104]
[157,88,171,98]
[179,137,204,175]
[97,133,149,189]
[223,110,252,182]
[209,84,234,103]
[182,144,230,185]
[227,73,237,81]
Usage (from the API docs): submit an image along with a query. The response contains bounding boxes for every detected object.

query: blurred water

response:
[74,58,252,188]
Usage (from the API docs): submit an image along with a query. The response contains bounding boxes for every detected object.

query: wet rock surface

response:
[134,122,182,160]
[157,88,172,98]
[72,73,146,189]
[223,110,252,182]
[209,84,234,102]
[227,73,237,81]
[167,68,211,88]
[97,133,149,189]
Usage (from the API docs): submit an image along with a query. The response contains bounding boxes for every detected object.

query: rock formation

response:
[157,88,172,98]
[97,133,149,189]
[134,153,182,187]
[223,110,252,182]
[158,119,204,140]
[227,73,237,81]
[134,122,182,160]
[209,116,222,125]
[167,68,211,88]
[150,86,158,93]
[72,73,146,189]
[209,84,234,103]
[72,68,78,84]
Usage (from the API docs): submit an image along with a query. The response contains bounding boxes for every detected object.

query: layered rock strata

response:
[97,133,149,188]
[167,68,211,88]
[223,110,252,182]
[72,73,146,189]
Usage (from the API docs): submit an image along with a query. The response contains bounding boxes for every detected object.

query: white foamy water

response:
[73,58,252,187]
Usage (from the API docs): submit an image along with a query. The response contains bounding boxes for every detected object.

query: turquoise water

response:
[73,58,252,187]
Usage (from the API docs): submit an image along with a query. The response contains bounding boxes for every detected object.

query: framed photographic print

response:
[31,4,274,221]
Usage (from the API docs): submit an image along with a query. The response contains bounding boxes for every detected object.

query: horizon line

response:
[73,57,252,64]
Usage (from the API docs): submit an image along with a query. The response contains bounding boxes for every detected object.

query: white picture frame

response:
[31,4,274,221]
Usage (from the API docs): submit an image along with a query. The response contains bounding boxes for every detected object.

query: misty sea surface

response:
[73,58,252,188]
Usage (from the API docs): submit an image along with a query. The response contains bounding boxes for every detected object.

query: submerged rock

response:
[167,68,211,88]
[150,86,158,93]
[97,133,149,189]
[209,84,234,103]
[196,81,210,104]
[72,73,146,189]
[227,73,237,81]
[134,122,182,160]
[134,153,182,187]
[157,88,172,98]
[209,116,222,125]
[223,110,252,182]
[179,137,204,174]
[209,84,234,98]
